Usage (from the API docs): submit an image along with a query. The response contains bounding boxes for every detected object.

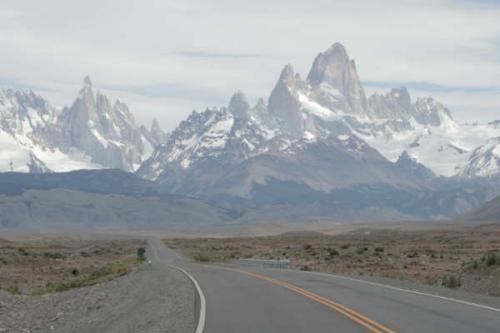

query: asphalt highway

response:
[150,238,500,333]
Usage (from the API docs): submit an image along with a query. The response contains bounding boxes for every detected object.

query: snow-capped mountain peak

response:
[0,77,166,173]
[139,42,500,186]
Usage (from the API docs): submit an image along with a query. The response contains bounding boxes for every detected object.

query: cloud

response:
[0,0,499,129]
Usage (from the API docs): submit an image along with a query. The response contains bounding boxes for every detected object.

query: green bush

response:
[137,247,146,261]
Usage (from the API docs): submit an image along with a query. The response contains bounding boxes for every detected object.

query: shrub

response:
[442,275,460,289]
[193,254,210,262]
[328,248,339,256]
[137,247,146,261]
[407,252,418,258]
[6,285,21,294]
[486,253,498,267]
[44,252,67,259]
[374,247,384,253]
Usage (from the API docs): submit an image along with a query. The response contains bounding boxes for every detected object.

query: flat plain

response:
[166,223,500,296]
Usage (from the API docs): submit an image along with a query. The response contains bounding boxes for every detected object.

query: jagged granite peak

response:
[137,108,235,179]
[59,78,156,171]
[137,42,500,183]
[228,91,251,119]
[268,65,304,137]
[412,97,453,126]
[279,64,296,86]
[307,42,368,116]
[251,97,268,120]
[255,97,266,109]
[1,76,166,173]
[83,75,92,89]
[369,86,413,120]
[149,119,168,144]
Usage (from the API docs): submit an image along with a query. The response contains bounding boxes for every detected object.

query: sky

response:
[0,0,499,130]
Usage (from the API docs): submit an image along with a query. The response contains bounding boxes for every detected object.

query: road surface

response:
[149,238,500,333]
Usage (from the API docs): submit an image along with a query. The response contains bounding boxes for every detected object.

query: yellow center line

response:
[225,267,396,333]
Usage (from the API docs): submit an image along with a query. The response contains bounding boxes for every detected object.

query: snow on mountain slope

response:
[0,88,99,172]
[265,44,499,177]
[461,137,500,177]
[0,78,165,173]
[139,42,500,190]
[362,119,500,176]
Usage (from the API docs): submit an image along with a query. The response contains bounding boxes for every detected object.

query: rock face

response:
[58,77,155,171]
[307,43,368,117]
[268,65,304,136]
[0,77,165,172]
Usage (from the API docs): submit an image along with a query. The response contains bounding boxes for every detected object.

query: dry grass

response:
[0,238,146,295]
[165,225,500,296]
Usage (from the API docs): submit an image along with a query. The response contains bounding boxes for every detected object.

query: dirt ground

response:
[0,236,145,295]
[165,224,500,296]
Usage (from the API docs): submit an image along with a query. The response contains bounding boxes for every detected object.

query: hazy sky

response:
[1,0,499,130]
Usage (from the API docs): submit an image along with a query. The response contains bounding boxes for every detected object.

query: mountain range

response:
[1,42,499,226]
[0,76,166,173]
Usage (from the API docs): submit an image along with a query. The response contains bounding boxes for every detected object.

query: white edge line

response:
[301,270,500,313]
[171,266,206,333]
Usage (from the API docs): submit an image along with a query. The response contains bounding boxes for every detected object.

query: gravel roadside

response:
[0,260,195,333]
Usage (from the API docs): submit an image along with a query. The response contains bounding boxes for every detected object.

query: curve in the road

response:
[170,265,207,333]
[226,267,395,333]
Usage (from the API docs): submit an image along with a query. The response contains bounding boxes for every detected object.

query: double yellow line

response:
[226,267,395,333]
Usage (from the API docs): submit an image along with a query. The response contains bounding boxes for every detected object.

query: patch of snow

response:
[90,128,108,148]
[303,131,316,142]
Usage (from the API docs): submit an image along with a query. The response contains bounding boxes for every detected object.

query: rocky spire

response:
[79,75,94,97]
[83,75,92,89]
[278,64,296,86]
[307,43,368,116]
[150,119,167,143]
[228,91,251,120]
[268,65,303,137]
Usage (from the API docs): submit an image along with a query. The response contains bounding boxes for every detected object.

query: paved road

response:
[150,238,500,333]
